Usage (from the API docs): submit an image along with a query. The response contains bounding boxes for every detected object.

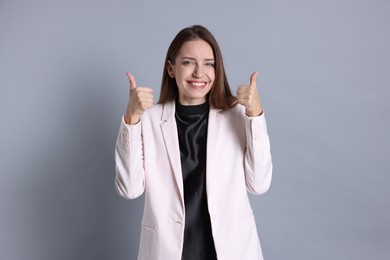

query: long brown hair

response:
[158,25,237,110]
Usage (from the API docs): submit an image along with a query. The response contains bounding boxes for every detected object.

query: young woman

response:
[115,25,273,260]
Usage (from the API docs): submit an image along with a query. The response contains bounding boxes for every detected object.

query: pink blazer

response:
[115,101,272,260]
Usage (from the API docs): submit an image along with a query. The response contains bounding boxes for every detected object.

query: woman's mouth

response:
[187,81,207,89]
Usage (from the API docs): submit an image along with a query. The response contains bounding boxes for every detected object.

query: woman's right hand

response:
[124,72,154,125]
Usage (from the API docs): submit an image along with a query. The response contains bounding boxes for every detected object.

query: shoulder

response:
[208,104,246,132]
[219,104,246,120]
[142,101,175,122]
[146,103,164,114]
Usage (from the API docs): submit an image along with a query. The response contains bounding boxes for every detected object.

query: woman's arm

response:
[115,117,146,199]
[243,114,273,195]
[237,71,273,194]
[115,73,153,199]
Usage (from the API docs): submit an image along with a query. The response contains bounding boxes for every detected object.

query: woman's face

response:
[168,39,215,105]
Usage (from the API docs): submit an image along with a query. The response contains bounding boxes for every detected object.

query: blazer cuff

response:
[244,113,268,144]
[119,116,142,149]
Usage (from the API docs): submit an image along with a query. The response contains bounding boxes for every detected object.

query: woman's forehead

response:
[177,39,214,59]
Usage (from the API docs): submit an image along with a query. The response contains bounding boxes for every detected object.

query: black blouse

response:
[175,101,217,260]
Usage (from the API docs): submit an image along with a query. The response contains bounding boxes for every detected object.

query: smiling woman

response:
[115,25,273,260]
[158,25,238,111]
[167,39,215,105]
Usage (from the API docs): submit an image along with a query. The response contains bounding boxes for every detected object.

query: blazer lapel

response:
[160,102,185,208]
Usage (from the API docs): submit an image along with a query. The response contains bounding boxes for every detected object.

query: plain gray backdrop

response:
[1,0,389,259]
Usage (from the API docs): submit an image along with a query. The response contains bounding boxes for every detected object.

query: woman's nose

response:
[192,65,203,78]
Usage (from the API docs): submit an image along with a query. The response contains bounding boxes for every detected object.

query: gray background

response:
[1,0,389,259]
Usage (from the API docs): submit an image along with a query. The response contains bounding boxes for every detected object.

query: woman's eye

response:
[182,60,194,65]
[206,63,215,67]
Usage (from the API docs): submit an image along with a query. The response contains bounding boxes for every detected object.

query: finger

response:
[127,72,137,90]
[139,96,154,103]
[135,87,154,93]
[141,100,154,109]
[136,95,154,103]
[236,85,249,94]
[250,71,259,86]
[236,93,248,99]
[236,98,247,106]
[136,91,154,99]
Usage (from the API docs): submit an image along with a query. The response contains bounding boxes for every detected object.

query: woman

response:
[115,25,272,260]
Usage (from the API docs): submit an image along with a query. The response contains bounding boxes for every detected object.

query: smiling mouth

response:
[188,81,207,89]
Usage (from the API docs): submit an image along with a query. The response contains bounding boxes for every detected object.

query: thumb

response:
[127,72,137,90]
[250,71,259,86]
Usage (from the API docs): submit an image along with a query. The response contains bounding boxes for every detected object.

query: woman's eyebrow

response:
[181,56,215,61]
[181,57,195,60]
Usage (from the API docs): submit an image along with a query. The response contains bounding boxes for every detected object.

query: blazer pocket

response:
[139,222,157,259]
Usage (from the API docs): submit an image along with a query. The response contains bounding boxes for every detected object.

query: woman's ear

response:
[167,60,175,78]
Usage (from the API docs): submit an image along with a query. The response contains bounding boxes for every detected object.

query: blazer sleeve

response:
[244,113,273,195]
[114,116,145,199]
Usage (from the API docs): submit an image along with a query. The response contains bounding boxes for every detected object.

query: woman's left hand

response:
[236,71,264,117]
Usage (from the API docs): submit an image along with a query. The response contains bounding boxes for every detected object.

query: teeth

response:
[190,82,206,87]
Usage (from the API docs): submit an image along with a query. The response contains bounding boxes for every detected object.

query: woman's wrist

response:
[124,114,140,125]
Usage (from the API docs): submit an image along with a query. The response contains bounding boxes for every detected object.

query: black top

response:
[175,101,217,260]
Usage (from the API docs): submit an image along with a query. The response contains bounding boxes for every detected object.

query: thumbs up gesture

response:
[236,71,264,117]
[124,72,154,125]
